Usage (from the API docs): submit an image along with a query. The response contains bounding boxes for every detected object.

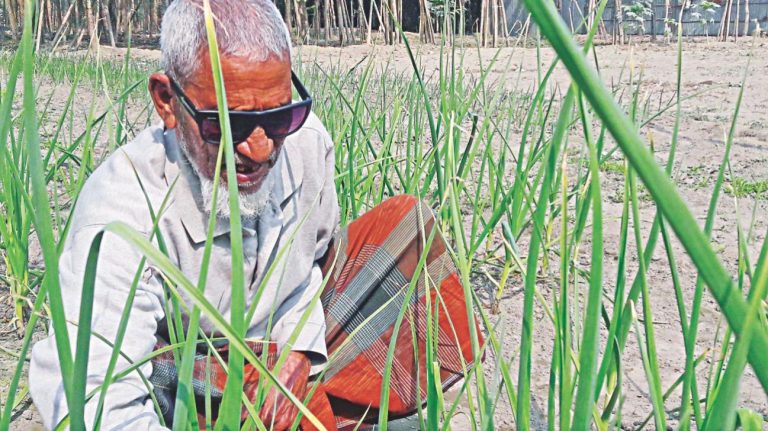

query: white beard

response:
[178,139,276,222]
[198,172,275,222]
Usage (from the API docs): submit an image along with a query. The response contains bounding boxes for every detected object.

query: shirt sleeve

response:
[271,265,328,375]
[271,125,339,375]
[30,224,168,431]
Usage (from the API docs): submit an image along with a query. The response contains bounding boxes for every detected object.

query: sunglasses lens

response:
[230,116,257,143]
[261,105,310,138]
[259,109,294,137]
[200,118,222,143]
[201,116,256,144]
[289,104,311,133]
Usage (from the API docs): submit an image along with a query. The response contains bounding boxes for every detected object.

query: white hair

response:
[199,170,275,221]
[180,143,277,221]
[160,0,292,84]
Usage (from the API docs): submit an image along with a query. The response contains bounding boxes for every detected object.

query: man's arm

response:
[30,225,167,430]
[256,351,311,430]
[272,123,339,371]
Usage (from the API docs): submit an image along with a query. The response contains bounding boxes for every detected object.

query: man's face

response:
[170,53,292,196]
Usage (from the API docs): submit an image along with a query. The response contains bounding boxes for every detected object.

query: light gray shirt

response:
[29,113,339,430]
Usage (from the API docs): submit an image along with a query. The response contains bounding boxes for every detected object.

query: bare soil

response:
[2,38,767,430]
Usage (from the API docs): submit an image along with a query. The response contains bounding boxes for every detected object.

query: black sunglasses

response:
[169,72,313,145]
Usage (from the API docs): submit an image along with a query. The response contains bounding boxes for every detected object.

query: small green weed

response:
[601,159,625,175]
[728,177,768,199]
[685,164,711,190]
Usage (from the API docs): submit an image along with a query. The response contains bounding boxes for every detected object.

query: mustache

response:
[232,149,278,169]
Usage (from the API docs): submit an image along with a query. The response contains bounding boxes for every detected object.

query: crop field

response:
[1,1,768,430]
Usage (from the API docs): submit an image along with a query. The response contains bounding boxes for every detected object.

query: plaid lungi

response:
[149,195,483,430]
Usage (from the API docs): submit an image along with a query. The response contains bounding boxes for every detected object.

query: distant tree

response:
[622,0,653,38]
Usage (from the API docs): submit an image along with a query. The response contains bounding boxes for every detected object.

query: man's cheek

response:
[270,139,286,167]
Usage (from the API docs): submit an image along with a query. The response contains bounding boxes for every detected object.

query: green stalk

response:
[596,159,630,425]
[93,168,177,429]
[19,0,76,423]
[172,135,225,430]
[679,44,752,430]
[69,231,103,428]
[0,50,58,428]
[593,24,685,403]
[570,91,604,431]
[0,254,50,428]
[557,154,573,431]
[377,211,440,430]
[506,60,558,237]
[521,0,768,393]
[628,169,666,430]
[194,2,246,428]
[703,231,768,430]
[518,88,573,430]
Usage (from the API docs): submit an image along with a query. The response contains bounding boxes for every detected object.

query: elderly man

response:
[30,0,480,430]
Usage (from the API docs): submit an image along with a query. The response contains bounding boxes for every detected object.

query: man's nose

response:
[235,127,273,164]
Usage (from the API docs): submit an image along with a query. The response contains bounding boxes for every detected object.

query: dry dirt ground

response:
[2,38,768,430]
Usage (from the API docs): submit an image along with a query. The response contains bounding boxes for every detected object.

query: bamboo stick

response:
[284,0,293,40]
[500,0,510,46]
[480,0,487,46]
[4,0,19,40]
[84,0,99,51]
[367,0,373,44]
[744,0,750,36]
[45,0,53,38]
[103,0,116,47]
[50,1,75,50]
[323,0,330,41]
[35,0,46,51]
[419,0,433,43]
[357,0,367,44]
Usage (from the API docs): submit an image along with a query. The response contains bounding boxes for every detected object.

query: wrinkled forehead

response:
[188,49,291,85]
[178,52,293,110]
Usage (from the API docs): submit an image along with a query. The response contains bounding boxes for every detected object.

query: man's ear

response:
[149,73,178,129]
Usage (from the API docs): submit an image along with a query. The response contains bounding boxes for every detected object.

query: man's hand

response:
[258,351,311,431]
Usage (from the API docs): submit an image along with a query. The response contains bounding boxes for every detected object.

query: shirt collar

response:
[162,129,303,244]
